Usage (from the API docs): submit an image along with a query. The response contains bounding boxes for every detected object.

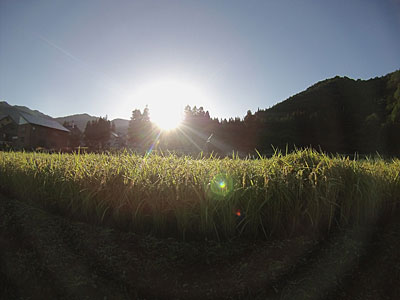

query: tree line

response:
[66,70,400,156]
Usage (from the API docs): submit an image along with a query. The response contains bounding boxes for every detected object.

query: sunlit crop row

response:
[1,149,399,239]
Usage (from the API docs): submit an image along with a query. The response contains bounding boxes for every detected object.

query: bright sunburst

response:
[132,79,207,130]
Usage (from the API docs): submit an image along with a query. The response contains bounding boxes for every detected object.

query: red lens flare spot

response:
[235,210,241,217]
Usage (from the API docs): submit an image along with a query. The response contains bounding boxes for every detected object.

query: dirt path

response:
[1,194,399,299]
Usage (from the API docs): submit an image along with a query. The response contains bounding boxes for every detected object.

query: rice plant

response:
[0,149,399,239]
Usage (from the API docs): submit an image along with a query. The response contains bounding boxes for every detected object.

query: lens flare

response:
[145,131,162,156]
[209,173,233,198]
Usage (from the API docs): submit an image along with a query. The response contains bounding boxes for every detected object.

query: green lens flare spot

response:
[210,173,233,198]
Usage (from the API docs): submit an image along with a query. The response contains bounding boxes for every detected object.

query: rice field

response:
[0,149,399,240]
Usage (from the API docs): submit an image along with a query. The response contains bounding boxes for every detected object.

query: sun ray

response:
[176,126,203,152]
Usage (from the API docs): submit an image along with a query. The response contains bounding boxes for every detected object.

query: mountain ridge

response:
[54,114,129,135]
[0,101,53,120]
[2,69,399,154]
[247,69,400,154]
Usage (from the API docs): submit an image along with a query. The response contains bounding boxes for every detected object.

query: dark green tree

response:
[128,107,154,150]
[84,117,111,150]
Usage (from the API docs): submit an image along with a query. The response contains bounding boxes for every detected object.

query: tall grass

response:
[0,149,399,239]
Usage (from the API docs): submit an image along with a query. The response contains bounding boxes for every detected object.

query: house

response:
[62,121,83,148]
[0,114,19,148]
[17,113,70,150]
[108,131,126,149]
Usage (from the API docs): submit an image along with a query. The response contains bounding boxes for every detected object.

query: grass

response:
[0,149,399,240]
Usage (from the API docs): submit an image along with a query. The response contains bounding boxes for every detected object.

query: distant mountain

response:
[0,100,130,136]
[3,69,399,155]
[0,101,53,122]
[55,114,129,135]
[111,118,129,135]
[54,114,98,132]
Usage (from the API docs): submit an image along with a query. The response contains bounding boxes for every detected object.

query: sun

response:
[153,109,183,130]
[150,92,184,130]
[132,78,207,131]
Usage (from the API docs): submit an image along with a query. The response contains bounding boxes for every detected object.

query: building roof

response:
[19,113,70,132]
[0,113,19,123]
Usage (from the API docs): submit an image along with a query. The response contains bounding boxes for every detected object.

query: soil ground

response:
[1,193,399,300]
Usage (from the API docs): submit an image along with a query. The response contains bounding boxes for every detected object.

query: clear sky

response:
[1,0,399,121]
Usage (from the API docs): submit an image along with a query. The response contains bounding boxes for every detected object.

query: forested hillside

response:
[2,70,399,155]
[56,70,400,155]
[209,70,400,155]
[251,70,400,154]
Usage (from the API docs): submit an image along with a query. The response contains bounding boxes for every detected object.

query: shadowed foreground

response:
[1,194,399,300]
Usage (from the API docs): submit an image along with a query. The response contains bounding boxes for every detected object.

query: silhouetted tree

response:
[122,70,400,156]
[84,117,111,150]
[128,106,154,150]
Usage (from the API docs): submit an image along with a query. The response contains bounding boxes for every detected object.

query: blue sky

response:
[1,0,399,120]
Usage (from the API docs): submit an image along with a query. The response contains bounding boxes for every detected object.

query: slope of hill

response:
[54,114,98,132]
[55,115,129,135]
[0,101,129,136]
[0,101,53,121]
[2,69,399,155]
[251,70,400,154]
[111,118,129,135]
